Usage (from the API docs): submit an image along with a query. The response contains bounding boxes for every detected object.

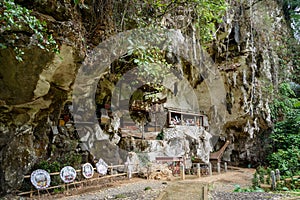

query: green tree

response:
[268,83,300,176]
[270,83,299,120]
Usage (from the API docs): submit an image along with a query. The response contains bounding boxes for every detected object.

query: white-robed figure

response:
[196,127,213,163]
[125,152,140,179]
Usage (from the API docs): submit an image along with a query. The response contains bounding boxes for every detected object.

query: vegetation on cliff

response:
[268,83,300,176]
[0,0,58,61]
[266,0,300,178]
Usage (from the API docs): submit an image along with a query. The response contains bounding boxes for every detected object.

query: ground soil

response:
[19,167,299,199]
[26,167,256,200]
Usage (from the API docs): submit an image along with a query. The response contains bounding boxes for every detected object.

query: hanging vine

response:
[0,0,59,61]
[113,0,227,43]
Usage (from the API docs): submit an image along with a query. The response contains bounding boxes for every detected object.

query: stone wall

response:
[211,0,290,165]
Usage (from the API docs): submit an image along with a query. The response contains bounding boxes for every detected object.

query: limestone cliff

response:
[0,0,296,194]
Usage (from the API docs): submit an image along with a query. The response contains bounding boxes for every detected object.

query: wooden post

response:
[46,189,51,196]
[209,163,212,176]
[141,120,145,140]
[180,163,185,180]
[66,183,70,195]
[37,189,40,200]
[110,163,113,175]
[217,162,221,174]
[197,163,201,178]
[202,185,208,200]
[275,169,280,181]
[271,170,276,190]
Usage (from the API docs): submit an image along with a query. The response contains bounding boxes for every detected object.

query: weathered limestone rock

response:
[207,0,292,165]
[163,73,199,111]
[0,131,37,193]
[89,140,128,166]
[0,39,84,196]
[119,126,213,165]
[145,163,173,180]
[0,47,53,105]
[34,76,51,98]
[50,45,78,91]
[33,45,77,98]
[164,126,213,163]
[0,0,88,195]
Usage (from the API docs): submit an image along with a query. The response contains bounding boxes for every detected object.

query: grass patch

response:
[144,186,152,191]
[233,184,265,192]
[115,194,126,198]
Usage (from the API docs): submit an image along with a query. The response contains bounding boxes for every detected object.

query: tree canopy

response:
[268,82,300,176]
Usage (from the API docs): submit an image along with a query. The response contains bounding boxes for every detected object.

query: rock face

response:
[0,1,87,194]
[0,0,294,195]
[212,0,291,165]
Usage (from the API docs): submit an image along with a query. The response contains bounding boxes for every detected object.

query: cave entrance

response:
[116,83,169,139]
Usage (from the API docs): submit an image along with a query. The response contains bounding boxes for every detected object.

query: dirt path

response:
[52,167,256,200]
[27,167,284,200]
[156,167,255,200]
[201,167,255,192]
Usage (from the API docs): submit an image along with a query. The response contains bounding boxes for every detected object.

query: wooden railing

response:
[18,164,138,197]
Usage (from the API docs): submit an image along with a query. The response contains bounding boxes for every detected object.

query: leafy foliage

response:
[144,186,152,191]
[270,83,299,120]
[233,184,265,193]
[0,0,59,61]
[35,160,61,173]
[124,46,173,85]
[270,111,300,150]
[268,147,300,176]
[115,0,227,43]
[34,160,62,186]
[156,130,164,140]
[282,0,300,24]
[73,0,89,9]
[252,172,259,188]
[268,83,300,176]
[120,46,175,127]
[112,0,227,104]
[115,194,127,199]
[33,153,82,186]
[257,166,266,184]
[251,167,271,188]
[251,166,300,191]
